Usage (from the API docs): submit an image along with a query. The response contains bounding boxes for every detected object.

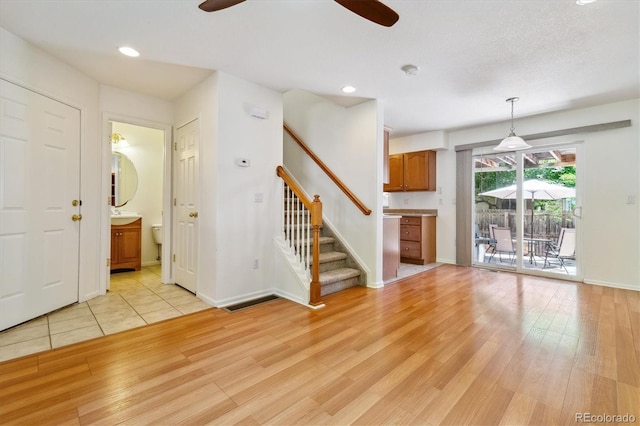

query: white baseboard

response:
[583,279,639,292]
[368,280,385,289]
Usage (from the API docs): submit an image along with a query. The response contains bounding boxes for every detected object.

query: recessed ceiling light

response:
[576,0,597,5]
[118,46,140,57]
[341,85,357,94]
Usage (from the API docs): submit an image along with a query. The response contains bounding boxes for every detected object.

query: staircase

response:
[285,199,365,297]
[313,223,365,296]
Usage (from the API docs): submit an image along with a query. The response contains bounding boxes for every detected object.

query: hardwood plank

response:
[499,392,539,426]
[0,264,638,425]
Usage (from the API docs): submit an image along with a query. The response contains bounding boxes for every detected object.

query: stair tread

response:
[315,251,347,264]
[319,267,361,285]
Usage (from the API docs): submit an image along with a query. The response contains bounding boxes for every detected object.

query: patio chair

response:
[487,227,515,264]
[543,228,576,273]
[484,224,498,257]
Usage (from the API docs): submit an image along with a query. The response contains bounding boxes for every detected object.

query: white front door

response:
[173,119,199,293]
[0,79,81,330]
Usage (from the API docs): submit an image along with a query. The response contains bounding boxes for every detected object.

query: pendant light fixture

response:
[494,97,531,151]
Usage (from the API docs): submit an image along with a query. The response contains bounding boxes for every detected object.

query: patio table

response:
[523,237,552,265]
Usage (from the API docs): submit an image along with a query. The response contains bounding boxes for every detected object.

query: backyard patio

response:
[474,209,576,275]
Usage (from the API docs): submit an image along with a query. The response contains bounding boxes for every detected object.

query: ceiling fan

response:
[198,0,399,27]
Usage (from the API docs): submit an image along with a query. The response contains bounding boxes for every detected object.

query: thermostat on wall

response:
[235,158,250,167]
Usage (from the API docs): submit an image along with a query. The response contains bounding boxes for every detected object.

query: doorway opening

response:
[106,119,172,288]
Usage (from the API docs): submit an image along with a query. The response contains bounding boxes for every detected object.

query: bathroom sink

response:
[111,212,141,225]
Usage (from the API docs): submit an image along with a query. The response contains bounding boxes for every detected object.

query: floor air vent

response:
[222,295,280,312]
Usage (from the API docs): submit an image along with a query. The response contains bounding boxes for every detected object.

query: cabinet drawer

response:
[401,216,421,226]
[400,225,421,242]
[400,241,421,258]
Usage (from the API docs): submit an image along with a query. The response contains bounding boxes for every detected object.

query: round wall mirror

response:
[111,152,138,207]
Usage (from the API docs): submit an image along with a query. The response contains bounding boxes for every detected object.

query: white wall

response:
[174,71,285,306]
[111,122,164,266]
[99,85,174,284]
[0,27,102,301]
[283,89,384,286]
[418,98,639,290]
[215,72,284,304]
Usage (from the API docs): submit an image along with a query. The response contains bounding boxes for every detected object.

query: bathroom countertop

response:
[383,209,438,217]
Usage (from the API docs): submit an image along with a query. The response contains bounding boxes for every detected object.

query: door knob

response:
[189,212,199,218]
[72,214,83,221]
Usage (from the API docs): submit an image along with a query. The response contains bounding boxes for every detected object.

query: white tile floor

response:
[0,265,212,363]
[383,262,442,285]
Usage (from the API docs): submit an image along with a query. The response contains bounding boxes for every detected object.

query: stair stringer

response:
[272,236,325,309]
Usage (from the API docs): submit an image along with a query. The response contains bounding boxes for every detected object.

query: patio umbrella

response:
[479,179,575,241]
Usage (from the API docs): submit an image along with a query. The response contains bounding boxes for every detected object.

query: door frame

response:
[100,113,173,293]
[471,140,584,282]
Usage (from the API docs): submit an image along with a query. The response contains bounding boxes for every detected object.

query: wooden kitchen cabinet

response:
[111,218,141,271]
[383,150,436,192]
[400,215,436,265]
[383,215,401,281]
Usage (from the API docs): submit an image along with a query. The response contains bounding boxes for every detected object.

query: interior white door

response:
[173,119,199,293]
[0,79,81,331]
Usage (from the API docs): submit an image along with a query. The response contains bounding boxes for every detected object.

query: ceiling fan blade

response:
[334,0,399,27]
[198,0,246,12]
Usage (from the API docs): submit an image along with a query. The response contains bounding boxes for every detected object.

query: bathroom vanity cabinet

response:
[111,218,142,271]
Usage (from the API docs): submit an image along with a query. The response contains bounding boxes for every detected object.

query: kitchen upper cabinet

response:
[383,150,436,192]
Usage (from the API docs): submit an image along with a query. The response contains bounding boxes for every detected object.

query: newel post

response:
[309,194,322,306]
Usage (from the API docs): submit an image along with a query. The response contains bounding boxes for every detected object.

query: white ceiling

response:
[1,0,638,137]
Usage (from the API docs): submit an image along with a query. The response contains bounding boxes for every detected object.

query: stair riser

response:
[321,276,359,296]
[318,259,347,273]
[292,242,334,254]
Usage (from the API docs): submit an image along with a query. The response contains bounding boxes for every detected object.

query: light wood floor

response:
[1,265,638,425]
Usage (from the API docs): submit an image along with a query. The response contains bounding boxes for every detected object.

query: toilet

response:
[151,224,163,245]
[151,224,163,262]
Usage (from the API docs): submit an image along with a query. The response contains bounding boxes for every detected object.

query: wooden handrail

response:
[283,123,372,216]
[276,166,313,210]
[276,166,323,306]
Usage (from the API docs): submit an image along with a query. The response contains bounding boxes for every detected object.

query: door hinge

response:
[173,198,177,206]
[174,142,177,151]
[107,258,111,267]
[173,254,176,262]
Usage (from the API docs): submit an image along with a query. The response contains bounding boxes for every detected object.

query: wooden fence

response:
[475,209,575,240]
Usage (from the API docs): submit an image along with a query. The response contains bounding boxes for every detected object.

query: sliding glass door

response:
[472,145,580,279]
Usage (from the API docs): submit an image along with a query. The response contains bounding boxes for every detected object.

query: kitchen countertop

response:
[383,209,438,217]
